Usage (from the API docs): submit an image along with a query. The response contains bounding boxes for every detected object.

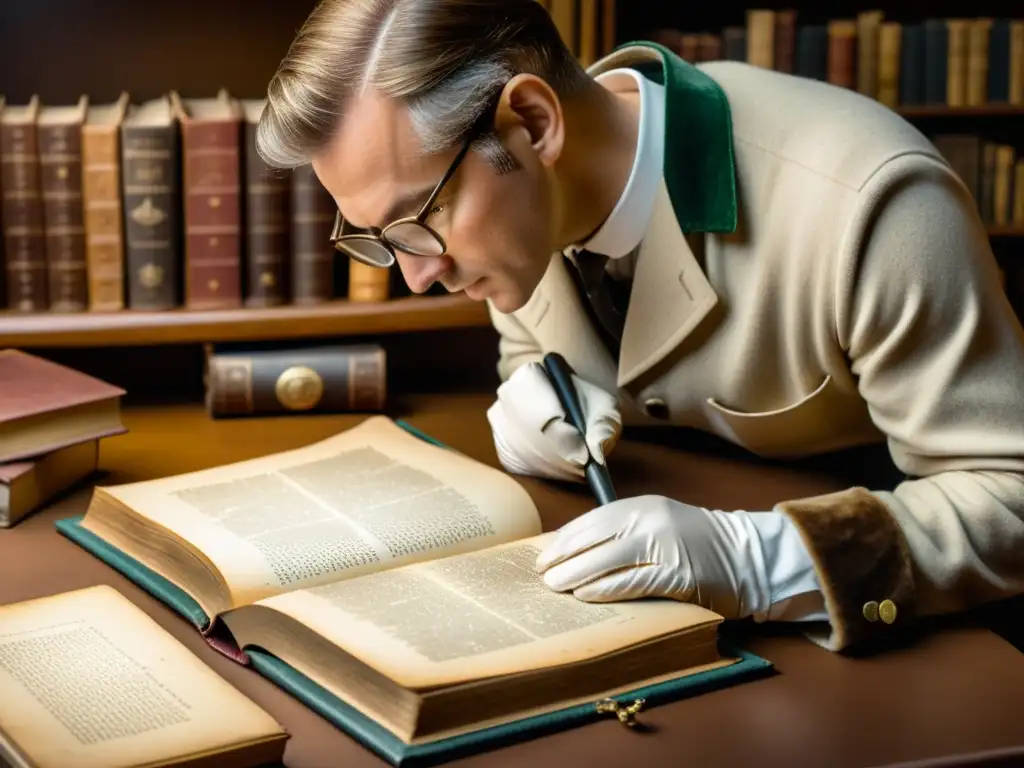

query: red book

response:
[0,349,126,462]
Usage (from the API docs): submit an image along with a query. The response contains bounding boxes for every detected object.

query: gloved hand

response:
[534,495,775,620]
[486,361,622,483]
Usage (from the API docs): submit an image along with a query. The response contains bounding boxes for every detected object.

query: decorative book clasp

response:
[595,697,646,728]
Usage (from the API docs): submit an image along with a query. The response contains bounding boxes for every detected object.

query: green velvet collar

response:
[613,40,738,234]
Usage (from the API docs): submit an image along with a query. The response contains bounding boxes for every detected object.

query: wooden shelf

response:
[0,294,492,348]
[988,226,1024,237]
[898,105,1024,118]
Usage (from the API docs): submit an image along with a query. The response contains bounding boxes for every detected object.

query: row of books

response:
[650,11,1024,109]
[0,92,396,316]
[933,134,1024,228]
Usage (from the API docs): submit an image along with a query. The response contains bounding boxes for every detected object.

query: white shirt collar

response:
[577,68,666,259]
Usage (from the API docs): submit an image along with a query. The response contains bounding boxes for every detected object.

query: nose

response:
[396,252,451,294]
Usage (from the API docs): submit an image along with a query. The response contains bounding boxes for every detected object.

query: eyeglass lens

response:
[384,221,445,257]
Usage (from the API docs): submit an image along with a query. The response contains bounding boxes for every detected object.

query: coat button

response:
[878,599,898,624]
[643,397,669,419]
[862,601,880,622]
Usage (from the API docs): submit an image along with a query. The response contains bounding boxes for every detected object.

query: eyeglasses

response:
[329,136,473,269]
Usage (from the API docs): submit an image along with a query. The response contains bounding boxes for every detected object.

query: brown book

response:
[81,92,129,311]
[877,22,902,107]
[746,9,775,69]
[204,343,386,418]
[171,89,244,309]
[773,9,797,73]
[0,349,126,463]
[697,33,722,62]
[1010,21,1024,105]
[241,99,289,307]
[827,20,857,89]
[37,96,89,313]
[979,141,998,224]
[932,133,982,206]
[0,586,288,767]
[348,260,390,302]
[0,439,98,527]
[946,19,970,107]
[0,96,47,312]
[1014,160,1024,226]
[548,0,577,56]
[289,163,336,304]
[856,10,884,98]
[577,0,598,66]
[993,144,1017,226]
[967,19,992,107]
[121,96,181,310]
[600,0,615,57]
[679,34,700,62]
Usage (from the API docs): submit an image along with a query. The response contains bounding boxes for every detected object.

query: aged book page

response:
[0,585,286,768]
[251,533,722,690]
[82,417,542,610]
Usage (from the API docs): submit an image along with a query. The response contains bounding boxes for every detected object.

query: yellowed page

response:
[86,416,541,607]
[256,533,722,690]
[0,585,284,768]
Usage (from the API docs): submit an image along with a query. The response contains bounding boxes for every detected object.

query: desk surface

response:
[2,393,1023,768]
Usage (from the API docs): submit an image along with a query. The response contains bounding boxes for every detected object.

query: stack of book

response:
[0,349,127,527]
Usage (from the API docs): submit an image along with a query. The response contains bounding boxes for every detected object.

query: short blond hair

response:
[256,0,590,171]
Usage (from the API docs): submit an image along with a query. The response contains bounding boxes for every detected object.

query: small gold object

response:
[878,599,898,624]
[595,698,646,727]
[275,366,324,411]
[862,601,880,622]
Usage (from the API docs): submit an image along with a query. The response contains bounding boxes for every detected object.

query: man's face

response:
[312,88,557,313]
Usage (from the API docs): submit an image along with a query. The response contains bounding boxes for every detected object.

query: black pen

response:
[541,352,617,506]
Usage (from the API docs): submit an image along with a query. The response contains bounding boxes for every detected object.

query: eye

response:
[430,204,444,215]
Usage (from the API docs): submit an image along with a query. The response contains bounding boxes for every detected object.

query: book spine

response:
[182,116,243,309]
[966,19,992,106]
[289,163,335,304]
[945,19,969,106]
[900,24,926,105]
[856,10,884,98]
[1,116,48,311]
[38,118,88,312]
[121,120,181,310]
[988,20,1011,103]
[827,20,857,89]
[82,122,126,311]
[722,26,746,62]
[923,19,949,105]
[746,10,775,69]
[244,120,289,307]
[205,344,386,417]
[794,25,827,81]
[773,9,797,73]
[877,22,902,108]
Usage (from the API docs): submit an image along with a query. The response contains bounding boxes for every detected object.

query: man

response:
[257,0,1024,653]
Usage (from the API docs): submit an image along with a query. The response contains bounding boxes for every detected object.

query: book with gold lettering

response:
[0,585,288,768]
[56,417,771,765]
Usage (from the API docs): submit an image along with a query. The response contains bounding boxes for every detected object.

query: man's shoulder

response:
[697,61,945,193]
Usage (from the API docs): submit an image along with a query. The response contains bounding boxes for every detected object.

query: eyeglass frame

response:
[328,98,499,269]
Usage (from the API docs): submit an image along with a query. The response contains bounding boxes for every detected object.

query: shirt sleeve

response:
[774,153,1024,652]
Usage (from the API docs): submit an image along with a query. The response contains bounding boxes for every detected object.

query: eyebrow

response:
[373,184,436,229]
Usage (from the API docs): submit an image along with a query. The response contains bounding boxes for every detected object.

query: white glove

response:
[486,361,622,483]
[534,495,775,620]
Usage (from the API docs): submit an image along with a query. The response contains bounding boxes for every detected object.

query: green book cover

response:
[55,419,775,766]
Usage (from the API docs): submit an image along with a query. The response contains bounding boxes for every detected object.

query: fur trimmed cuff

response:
[775,487,915,652]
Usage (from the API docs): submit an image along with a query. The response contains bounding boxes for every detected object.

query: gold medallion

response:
[878,599,898,625]
[275,366,324,411]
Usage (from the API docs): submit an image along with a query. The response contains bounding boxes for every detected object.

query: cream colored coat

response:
[487,45,1024,652]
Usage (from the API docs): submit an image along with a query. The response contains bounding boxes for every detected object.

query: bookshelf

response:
[0,294,490,349]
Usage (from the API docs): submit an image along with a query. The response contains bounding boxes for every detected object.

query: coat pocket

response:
[704,375,880,458]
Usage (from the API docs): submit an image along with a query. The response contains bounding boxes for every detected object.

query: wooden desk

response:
[3,393,1024,768]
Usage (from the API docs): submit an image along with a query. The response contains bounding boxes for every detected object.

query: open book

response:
[0,585,287,768]
[59,417,771,761]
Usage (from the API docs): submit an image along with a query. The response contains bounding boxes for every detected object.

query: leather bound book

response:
[0,439,98,527]
[290,163,336,304]
[0,96,48,312]
[37,96,89,313]
[827,20,857,89]
[773,9,797,73]
[900,24,926,106]
[171,89,244,309]
[966,19,992,107]
[923,19,949,105]
[204,343,386,418]
[0,349,126,463]
[121,96,181,310]
[745,10,775,69]
[348,259,390,302]
[722,26,746,62]
[946,19,970,107]
[794,25,828,81]
[241,99,289,307]
[81,92,129,311]
[988,20,1011,103]
[697,33,722,62]
[856,10,884,99]
[877,22,903,108]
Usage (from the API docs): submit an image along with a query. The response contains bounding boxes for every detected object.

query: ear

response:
[493,73,564,168]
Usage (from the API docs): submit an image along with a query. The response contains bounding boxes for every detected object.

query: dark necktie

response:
[565,249,632,359]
